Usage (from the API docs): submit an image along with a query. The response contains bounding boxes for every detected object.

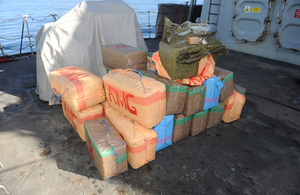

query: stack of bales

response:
[50,66,106,141]
[49,18,246,180]
[50,66,129,180]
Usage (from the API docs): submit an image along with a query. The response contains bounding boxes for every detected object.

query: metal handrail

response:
[0,12,158,57]
[0,14,60,56]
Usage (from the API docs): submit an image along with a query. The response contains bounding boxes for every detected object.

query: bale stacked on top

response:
[102,43,147,70]
[103,69,166,128]
[159,17,228,80]
[50,66,106,141]
[50,66,105,112]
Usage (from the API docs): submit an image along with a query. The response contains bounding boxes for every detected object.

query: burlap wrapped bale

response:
[84,118,128,180]
[190,109,209,136]
[141,70,188,115]
[215,66,234,102]
[50,66,106,112]
[154,115,174,151]
[161,17,228,61]
[61,99,104,141]
[183,85,206,116]
[206,102,225,129]
[103,69,166,128]
[172,114,192,143]
[105,106,158,169]
[159,41,199,80]
[102,44,147,70]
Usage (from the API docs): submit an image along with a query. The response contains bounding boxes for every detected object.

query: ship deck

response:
[0,39,300,195]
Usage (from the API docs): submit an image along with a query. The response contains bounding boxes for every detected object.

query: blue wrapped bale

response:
[202,76,224,111]
[153,115,175,151]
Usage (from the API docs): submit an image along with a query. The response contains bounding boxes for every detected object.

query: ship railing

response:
[0,11,159,57]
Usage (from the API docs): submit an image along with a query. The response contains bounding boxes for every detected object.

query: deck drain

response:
[4,102,27,112]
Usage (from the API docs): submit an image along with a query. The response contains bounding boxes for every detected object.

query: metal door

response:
[274,0,300,53]
[230,0,274,44]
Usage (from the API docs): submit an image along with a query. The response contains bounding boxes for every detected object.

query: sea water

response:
[0,0,202,56]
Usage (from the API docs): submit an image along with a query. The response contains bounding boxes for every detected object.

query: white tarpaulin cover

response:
[36,0,148,105]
